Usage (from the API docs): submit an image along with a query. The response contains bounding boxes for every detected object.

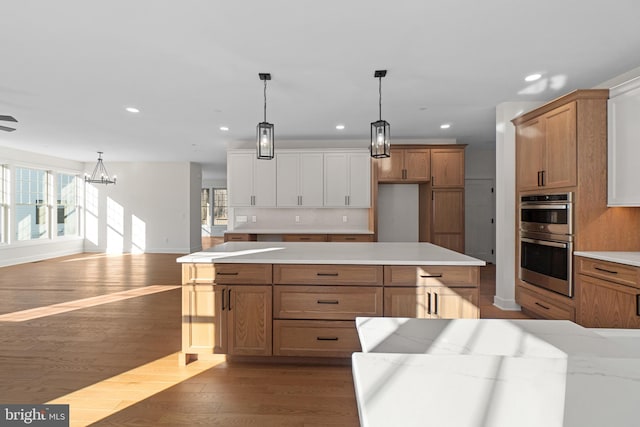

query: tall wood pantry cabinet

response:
[374,144,465,253]
[512,89,640,322]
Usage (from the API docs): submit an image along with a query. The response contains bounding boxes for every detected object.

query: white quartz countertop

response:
[353,318,640,427]
[574,251,640,267]
[352,352,640,427]
[224,229,374,234]
[176,242,485,266]
[355,317,640,358]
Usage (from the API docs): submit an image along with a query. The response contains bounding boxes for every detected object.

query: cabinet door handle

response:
[431,176,435,185]
[317,300,339,304]
[228,289,232,310]
[221,287,226,310]
[420,274,443,278]
[317,337,339,341]
[637,295,640,317]
[594,266,618,275]
[317,272,339,277]
[537,171,541,187]
[535,301,550,310]
[541,170,545,186]
[217,272,239,276]
[427,292,432,315]
[434,292,439,315]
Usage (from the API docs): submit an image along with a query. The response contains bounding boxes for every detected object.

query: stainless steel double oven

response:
[519,193,574,297]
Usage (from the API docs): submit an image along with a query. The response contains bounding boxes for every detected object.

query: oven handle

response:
[521,204,569,210]
[521,237,569,249]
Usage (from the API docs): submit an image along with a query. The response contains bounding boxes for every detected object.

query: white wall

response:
[83,161,201,254]
[377,184,419,242]
[494,101,541,310]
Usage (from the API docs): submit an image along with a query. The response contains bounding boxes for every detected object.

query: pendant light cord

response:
[263,79,268,122]
[378,77,382,120]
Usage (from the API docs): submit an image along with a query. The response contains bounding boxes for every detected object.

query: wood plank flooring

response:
[0,246,527,426]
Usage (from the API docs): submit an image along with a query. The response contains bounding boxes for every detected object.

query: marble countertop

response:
[574,251,640,267]
[352,353,640,427]
[176,242,486,266]
[353,318,640,427]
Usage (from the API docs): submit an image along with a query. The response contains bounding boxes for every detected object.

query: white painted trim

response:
[493,295,522,311]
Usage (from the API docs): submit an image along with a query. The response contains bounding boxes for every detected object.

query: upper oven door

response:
[520,202,572,235]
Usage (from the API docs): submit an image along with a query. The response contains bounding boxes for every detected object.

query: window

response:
[213,188,228,225]
[0,165,7,244]
[15,167,48,241]
[201,188,210,226]
[57,173,78,236]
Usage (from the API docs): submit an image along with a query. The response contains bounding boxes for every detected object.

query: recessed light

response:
[440,123,451,129]
[220,126,229,131]
[125,107,140,113]
[525,73,542,82]
[336,124,345,130]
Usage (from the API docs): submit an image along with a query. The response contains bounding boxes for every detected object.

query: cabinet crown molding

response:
[511,89,609,125]
[609,76,640,98]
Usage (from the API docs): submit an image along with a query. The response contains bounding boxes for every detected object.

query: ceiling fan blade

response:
[0,125,16,132]
[0,115,18,122]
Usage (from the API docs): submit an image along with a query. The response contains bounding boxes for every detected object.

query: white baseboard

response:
[493,295,522,311]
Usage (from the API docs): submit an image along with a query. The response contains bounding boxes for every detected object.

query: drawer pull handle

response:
[217,272,239,276]
[317,300,339,305]
[594,266,618,275]
[346,237,356,240]
[317,273,339,277]
[535,302,550,310]
[300,237,311,240]
[317,337,339,341]
[420,274,443,278]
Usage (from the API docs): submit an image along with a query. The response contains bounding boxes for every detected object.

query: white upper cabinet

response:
[276,152,324,207]
[608,77,640,206]
[227,151,276,207]
[324,151,371,208]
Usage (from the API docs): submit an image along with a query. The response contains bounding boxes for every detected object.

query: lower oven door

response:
[519,235,573,297]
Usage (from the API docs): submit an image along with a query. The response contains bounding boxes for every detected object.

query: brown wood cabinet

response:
[431,149,464,188]
[576,257,640,328]
[382,264,480,319]
[282,234,328,242]
[512,90,640,321]
[181,263,272,363]
[431,189,465,253]
[377,146,430,182]
[224,233,258,242]
[383,286,478,319]
[515,102,577,191]
[327,234,375,242]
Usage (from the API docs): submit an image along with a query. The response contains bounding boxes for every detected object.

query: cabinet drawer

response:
[328,234,375,242]
[518,287,574,320]
[576,257,639,289]
[224,233,257,242]
[182,263,216,284]
[384,265,479,287]
[214,263,272,284]
[273,320,361,357]
[274,264,383,286]
[282,234,328,242]
[274,286,383,320]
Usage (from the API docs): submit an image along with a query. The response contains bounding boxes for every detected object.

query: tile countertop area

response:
[574,251,640,267]
[176,242,486,266]
[352,318,640,427]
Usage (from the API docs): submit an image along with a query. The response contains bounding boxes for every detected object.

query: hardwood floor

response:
[0,249,526,426]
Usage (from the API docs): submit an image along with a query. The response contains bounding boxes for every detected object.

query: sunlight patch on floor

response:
[46,353,225,427]
[0,285,180,322]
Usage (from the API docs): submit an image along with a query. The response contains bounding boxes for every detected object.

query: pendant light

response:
[85,151,116,185]
[370,70,390,158]
[257,73,274,160]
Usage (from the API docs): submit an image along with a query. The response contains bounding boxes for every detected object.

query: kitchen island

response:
[176,242,485,364]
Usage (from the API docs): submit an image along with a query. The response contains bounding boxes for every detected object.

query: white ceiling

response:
[1,1,640,180]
